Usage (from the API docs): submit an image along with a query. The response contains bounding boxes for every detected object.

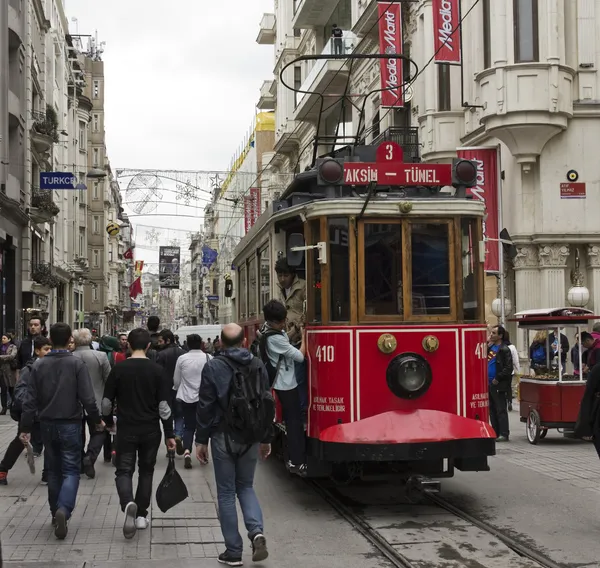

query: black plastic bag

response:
[155,451,189,513]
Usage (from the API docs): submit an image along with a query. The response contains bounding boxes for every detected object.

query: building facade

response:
[258,0,600,356]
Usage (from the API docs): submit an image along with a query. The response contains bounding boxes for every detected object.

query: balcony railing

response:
[31,263,60,288]
[31,190,60,216]
[372,127,421,162]
[296,31,357,107]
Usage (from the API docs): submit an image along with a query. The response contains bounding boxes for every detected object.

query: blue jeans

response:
[181,401,197,452]
[211,432,264,556]
[172,393,184,438]
[41,421,83,519]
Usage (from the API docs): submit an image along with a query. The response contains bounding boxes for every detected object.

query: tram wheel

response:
[526,410,541,444]
[539,428,548,439]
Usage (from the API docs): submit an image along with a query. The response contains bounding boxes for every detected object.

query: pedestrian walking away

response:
[0,336,52,485]
[575,363,600,458]
[19,323,104,540]
[101,328,176,540]
[72,328,112,479]
[196,323,272,566]
[173,333,210,469]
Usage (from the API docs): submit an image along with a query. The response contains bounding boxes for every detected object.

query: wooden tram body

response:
[231,140,496,480]
[514,308,596,444]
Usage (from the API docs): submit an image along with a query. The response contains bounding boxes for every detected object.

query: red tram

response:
[232,137,496,482]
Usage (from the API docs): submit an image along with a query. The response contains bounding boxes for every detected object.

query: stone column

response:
[538,244,570,307]
[513,244,540,357]
[586,244,600,314]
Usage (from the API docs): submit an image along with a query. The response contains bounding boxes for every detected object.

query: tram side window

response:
[461,218,478,321]
[411,223,450,315]
[309,219,322,323]
[248,255,258,318]
[259,244,270,310]
[329,218,350,321]
[364,223,403,315]
[238,265,247,319]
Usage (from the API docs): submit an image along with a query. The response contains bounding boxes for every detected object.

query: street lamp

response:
[491,298,512,318]
[567,248,590,307]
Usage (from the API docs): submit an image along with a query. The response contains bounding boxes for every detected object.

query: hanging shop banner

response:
[432,0,461,64]
[244,196,252,234]
[377,1,404,108]
[134,260,144,276]
[249,187,261,227]
[159,246,180,288]
[457,147,500,273]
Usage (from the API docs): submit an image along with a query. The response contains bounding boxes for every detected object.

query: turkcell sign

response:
[433,0,461,64]
[40,172,76,190]
[343,163,452,186]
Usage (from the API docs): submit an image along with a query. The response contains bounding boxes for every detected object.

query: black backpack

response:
[250,329,284,387]
[217,356,275,453]
[11,363,34,422]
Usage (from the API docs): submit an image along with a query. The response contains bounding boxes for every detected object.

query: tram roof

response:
[233,196,485,262]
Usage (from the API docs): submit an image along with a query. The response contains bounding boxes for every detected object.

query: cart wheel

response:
[526,410,541,444]
[539,428,548,439]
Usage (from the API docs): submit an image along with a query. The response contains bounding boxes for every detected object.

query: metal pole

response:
[497,145,506,325]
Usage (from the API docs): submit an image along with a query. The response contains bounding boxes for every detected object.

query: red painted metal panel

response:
[519,380,562,423]
[306,330,353,438]
[559,383,586,422]
[461,328,490,423]
[319,409,496,444]
[356,329,459,420]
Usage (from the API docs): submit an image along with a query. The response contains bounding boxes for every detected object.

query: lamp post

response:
[567,248,590,308]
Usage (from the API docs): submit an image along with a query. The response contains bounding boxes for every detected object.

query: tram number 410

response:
[474,342,488,359]
[316,345,335,362]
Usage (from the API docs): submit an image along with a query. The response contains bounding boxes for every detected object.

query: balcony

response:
[257,80,276,110]
[8,89,21,121]
[8,0,23,43]
[418,112,464,162]
[30,190,60,224]
[293,0,338,29]
[372,127,421,163]
[473,63,575,164]
[294,32,357,121]
[256,13,276,45]
[31,106,59,153]
[31,263,60,289]
[352,0,379,38]
[274,121,302,154]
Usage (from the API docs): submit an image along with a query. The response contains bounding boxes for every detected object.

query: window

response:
[483,0,491,68]
[294,66,302,107]
[371,108,380,140]
[259,244,270,310]
[410,223,451,315]
[93,249,99,267]
[92,286,98,301]
[437,64,451,111]
[238,265,247,319]
[93,80,99,98]
[93,114,99,132]
[513,0,538,62]
[308,219,322,323]
[93,148,99,167]
[78,120,86,147]
[329,218,350,321]
[93,181,99,200]
[109,248,113,262]
[363,223,403,316]
[461,219,479,322]
[248,256,257,317]
[294,28,301,37]
[93,215,100,234]
[79,230,85,256]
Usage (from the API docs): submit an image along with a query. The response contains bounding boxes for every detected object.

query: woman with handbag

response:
[0,334,18,414]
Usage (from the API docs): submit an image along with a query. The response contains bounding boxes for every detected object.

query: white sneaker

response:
[123,501,138,539]
[135,516,149,530]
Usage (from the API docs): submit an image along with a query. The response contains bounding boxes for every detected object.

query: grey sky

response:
[65,0,275,172]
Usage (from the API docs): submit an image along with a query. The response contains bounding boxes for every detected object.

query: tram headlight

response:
[386,353,432,400]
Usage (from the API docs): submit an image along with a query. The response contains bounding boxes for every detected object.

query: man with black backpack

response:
[195,323,272,567]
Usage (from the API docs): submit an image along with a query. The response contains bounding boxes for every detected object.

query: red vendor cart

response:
[513,307,598,444]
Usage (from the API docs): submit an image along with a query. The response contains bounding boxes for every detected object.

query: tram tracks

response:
[309,479,566,568]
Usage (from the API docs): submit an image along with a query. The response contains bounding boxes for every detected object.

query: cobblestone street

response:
[0,411,598,567]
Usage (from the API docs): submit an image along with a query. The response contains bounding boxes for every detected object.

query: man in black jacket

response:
[19,323,104,540]
[157,329,185,452]
[488,325,513,442]
[195,323,271,566]
[16,316,45,371]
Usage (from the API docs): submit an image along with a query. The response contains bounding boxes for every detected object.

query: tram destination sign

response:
[343,162,452,186]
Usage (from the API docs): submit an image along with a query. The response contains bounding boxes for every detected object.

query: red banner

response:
[432,0,461,64]
[457,147,500,272]
[378,2,403,108]
[244,196,252,234]
[249,187,261,226]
